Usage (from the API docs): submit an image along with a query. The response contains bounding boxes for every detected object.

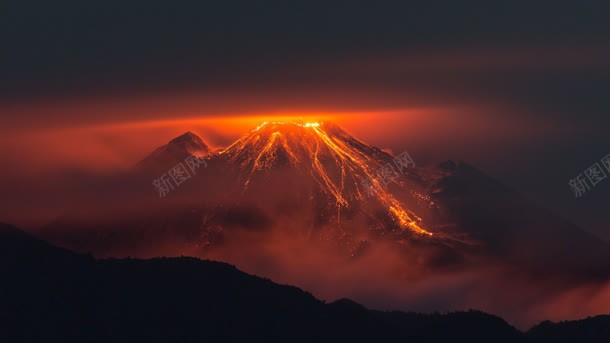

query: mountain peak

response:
[169,131,206,146]
[222,121,363,172]
[137,131,210,169]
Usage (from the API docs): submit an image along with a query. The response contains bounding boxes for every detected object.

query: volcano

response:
[217,121,434,235]
[35,120,610,329]
[41,121,610,277]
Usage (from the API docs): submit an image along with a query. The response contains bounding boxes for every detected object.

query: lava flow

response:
[218,121,433,236]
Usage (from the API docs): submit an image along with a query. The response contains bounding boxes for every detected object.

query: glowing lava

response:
[219,121,433,236]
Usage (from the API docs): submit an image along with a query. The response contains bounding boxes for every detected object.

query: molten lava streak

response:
[221,121,433,237]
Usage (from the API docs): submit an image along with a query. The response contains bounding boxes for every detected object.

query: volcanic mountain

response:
[215,122,436,235]
[41,121,610,277]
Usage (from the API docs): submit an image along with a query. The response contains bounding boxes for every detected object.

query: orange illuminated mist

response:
[217,120,433,236]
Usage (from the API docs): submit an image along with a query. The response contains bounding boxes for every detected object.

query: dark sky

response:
[2,1,610,98]
[1,1,610,238]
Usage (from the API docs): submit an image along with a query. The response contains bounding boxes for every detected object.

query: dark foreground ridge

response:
[0,222,608,342]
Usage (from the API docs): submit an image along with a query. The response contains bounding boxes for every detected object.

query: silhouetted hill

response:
[527,316,610,343]
[0,222,608,342]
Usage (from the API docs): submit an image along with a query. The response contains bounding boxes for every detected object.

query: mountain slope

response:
[428,160,610,277]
